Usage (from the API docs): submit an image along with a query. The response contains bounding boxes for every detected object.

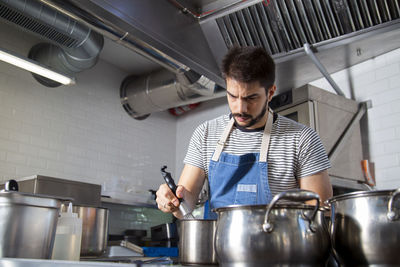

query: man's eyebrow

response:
[226,90,236,97]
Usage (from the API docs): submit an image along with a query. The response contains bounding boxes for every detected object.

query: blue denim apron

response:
[204,109,274,219]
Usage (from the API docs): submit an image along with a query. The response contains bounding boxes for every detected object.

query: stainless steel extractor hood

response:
[10,0,400,117]
[53,0,400,94]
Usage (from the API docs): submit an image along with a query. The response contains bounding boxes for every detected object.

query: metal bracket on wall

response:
[328,100,372,163]
[304,43,345,97]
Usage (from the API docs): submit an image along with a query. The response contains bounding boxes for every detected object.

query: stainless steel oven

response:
[270,85,370,192]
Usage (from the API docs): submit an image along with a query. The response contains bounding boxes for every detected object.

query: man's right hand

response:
[156,183,180,213]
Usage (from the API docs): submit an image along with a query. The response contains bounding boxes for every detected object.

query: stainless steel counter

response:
[0,258,216,267]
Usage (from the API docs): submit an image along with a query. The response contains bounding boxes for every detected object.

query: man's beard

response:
[232,101,269,128]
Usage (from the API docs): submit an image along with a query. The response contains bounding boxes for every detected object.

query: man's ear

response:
[268,85,276,101]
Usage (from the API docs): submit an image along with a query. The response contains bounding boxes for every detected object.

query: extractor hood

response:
[55,0,400,94]
[4,0,399,118]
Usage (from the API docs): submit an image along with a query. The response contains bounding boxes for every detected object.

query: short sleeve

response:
[183,122,207,171]
[296,127,331,178]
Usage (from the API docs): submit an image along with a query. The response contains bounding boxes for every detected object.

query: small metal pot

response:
[328,188,400,266]
[215,190,330,267]
[0,191,61,259]
[61,204,109,256]
[177,219,218,265]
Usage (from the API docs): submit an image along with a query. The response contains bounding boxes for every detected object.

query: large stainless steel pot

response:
[215,190,330,267]
[61,204,109,256]
[328,188,400,266]
[177,219,218,265]
[0,191,61,259]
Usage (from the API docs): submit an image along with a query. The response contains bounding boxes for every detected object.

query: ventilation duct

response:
[0,0,103,87]
[120,69,225,119]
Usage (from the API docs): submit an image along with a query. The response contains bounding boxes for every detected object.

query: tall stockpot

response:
[0,191,61,259]
[61,204,109,256]
[177,219,218,265]
[327,188,400,266]
[215,190,330,267]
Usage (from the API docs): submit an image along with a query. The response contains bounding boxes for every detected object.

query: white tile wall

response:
[0,58,177,197]
[175,48,400,190]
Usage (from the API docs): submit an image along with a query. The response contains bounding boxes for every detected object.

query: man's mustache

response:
[233,113,252,119]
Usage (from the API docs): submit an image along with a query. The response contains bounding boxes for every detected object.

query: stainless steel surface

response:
[304,43,345,96]
[8,175,102,207]
[179,201,195,219]
[328,100,370,163]
[271,85,365,187]
[151,223,177,241]
[328,188,400,265]
[120,68,225,119]
[0,0,103,87]
[0,257,214,267]
[61,204,109,257]
[178,219,217,265]
[39,0,400,98]
[0,191,61,259]
[215,190,330,266]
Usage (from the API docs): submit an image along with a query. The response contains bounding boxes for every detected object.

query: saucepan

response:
[177,219,218,265]
[214,190,330,266]
[0,180,62,259]
[61,204,109,256]
[327,187,400,266]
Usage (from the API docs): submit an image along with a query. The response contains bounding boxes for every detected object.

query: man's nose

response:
[238,99,247,113]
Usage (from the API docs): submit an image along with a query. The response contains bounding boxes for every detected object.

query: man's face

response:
[226,77,276,129]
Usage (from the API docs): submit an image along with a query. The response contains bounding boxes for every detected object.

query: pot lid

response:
[0,191,63,208]
[327,189,395,203]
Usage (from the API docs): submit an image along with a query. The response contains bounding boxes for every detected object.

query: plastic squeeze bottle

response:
[51,202,82,261]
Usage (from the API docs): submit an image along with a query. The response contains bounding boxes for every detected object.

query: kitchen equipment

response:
[160,166,195,219]
[327,188,400,266]
[0,187,62,259]
[270,84,367,191]
[61,204,109,257]
[0,175,102,207]
[151,223,177,241]
[215,190,330,266]
[177,219,217,265]
[52,202,83,261]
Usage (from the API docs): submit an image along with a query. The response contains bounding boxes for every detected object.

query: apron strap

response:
[259,109,274,162]
[212,118,235,161]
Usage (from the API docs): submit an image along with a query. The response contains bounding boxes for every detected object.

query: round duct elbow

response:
[120,69,223,120]
[28,32,103,87]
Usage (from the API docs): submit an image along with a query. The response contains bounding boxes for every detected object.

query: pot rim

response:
[327,189,395,203]
[0,191,63,208]
[213,203,320,212]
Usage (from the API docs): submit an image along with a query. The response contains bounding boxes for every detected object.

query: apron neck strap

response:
[212,109,274,162]
[259,108,274,162]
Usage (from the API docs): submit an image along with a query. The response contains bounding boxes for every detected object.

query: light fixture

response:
[0,47,75,85]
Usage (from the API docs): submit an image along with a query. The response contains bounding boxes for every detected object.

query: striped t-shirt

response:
[183,113,331,196]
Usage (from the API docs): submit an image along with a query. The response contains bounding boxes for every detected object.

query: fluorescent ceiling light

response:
[0,47,75,85]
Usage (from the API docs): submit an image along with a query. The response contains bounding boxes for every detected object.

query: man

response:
[156,46,332,219]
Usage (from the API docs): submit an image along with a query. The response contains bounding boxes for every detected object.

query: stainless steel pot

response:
[61,204,109,256]
[177,219,218,265]
[0,191,61,259]
[215,190,330,267]
[328,188,400,266]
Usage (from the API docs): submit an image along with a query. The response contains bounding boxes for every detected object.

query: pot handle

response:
[387,187,400,221]
[262,189,320,233]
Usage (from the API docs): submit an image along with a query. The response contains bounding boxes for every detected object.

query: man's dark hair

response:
[221,46,275,91]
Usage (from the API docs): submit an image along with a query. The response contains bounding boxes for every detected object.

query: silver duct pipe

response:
[0,0,103,87]
[121,69,226,119]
